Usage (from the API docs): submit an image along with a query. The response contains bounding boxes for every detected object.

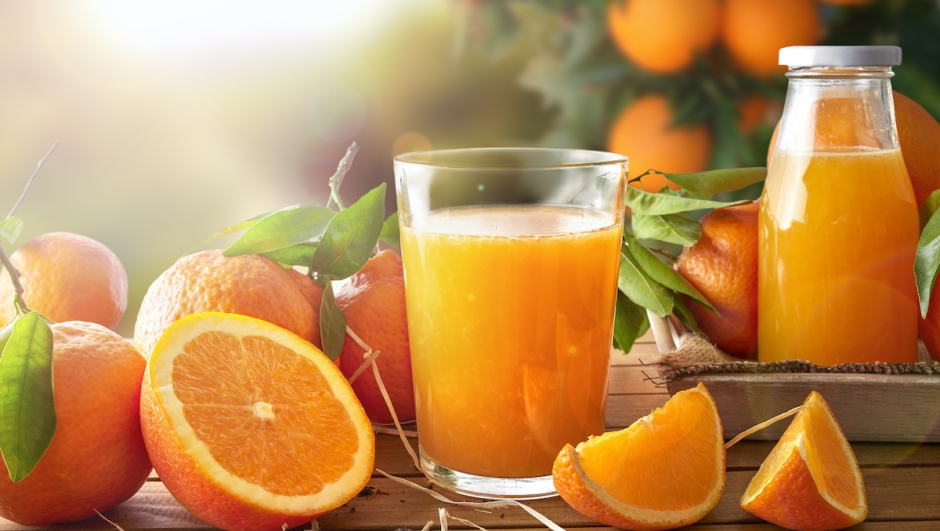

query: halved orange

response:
[140,312,375,531]
[741,392,867,531]
[553,383,725,530]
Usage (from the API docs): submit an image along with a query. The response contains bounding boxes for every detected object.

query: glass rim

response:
[393,147,628,170]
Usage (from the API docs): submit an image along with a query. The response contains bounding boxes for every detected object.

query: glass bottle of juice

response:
[759,46,919,365]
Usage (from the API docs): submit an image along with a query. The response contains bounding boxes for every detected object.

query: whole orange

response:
[607,0,721,75]
[134,249,322,357]
[675,202,759,358]
[0,232,127,330]
[738,96,770,134]
[0,321,151,525]
[608,94,712,192]
[894,92,940,208]
[723,0,820,77]
[336,250,414,424]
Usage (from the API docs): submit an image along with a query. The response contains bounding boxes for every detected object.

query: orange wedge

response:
[741,391,867,531]
[140,312,375,531]
[553,383,725,530]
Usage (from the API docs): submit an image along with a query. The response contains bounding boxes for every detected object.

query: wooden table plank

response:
[3,441,939,531]
[668,373,940,443]
[606,394,670,429]
[369,434,940,473]
[608,365,668,396]
[610,342,661,366]
[377,434,940,474]
[316,465,940,530]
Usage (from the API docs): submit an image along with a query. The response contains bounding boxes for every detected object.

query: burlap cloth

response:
[655,333,940,384]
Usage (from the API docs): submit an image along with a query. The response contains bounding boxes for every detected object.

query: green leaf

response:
[664,168,767,197]
[225,206,336,257]
[612,292,648,353]
[921,189,940,231]
[625,186,745,216]
[380,212,400,247]
[618,251,673,317]
[632,213,702,246]
[0,217,23,244]
[318,281,346,362]
[199,211,271,247]
[672,293,701,334]
[916,206,940,317]
[0,312,55,482]
[623,232,715,312]
[310,183,386,280]
[262,243,318,268]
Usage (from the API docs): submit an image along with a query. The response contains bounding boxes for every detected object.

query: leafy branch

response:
[611,167,765,352]
[212,143,399,362]
[0,142,59,482]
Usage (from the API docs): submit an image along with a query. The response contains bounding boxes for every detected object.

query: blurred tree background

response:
[0,0,937,337]
[457,0,940,194]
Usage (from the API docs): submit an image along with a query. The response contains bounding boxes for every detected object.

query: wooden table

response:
[3,332,939,531]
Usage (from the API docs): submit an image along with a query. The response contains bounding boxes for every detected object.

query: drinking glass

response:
[394,148,627,499]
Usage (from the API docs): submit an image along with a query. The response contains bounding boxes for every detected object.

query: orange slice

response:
[552,383,725,530]
[741,391,867,531]
[140,312,375,531]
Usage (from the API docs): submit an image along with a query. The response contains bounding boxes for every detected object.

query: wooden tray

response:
[649,313,940,443]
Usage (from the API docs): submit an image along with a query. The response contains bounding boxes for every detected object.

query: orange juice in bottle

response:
[395,148,627,499]
[759,46,919,365]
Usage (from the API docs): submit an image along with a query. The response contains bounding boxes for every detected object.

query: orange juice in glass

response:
[395,148,627,499]
[759,46,919,365]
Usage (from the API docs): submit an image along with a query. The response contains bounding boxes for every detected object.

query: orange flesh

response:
[577,387,722,510]
[173,331,360,496]
[746,393,862,511]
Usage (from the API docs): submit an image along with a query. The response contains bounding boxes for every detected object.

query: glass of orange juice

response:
[394,148,627,499]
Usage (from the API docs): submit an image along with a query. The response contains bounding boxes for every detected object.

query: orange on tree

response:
[741,391,867,530]
[336,249,414,424]
[0,232,127,330]
[0,321,151,525]
[737,96,771,134]
[608,94,712,192]
[553,383,725,530]
[140,312,375,531]
[607,0,721,75]
[134,249,323,357]
[722,0,820,77]
[676,202,759,358]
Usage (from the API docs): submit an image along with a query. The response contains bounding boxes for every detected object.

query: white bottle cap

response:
[779,46,901,67]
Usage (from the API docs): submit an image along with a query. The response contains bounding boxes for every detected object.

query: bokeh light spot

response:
[391,131,431,157]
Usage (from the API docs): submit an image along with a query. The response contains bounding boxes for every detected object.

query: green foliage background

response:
[459,0,940,174]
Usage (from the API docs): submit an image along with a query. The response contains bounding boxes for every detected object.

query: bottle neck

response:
[775,66,899,155]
